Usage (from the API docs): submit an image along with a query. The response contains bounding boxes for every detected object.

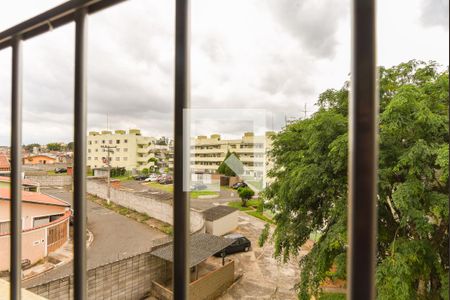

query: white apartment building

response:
[87,129,173,172]
[190,132,274,186]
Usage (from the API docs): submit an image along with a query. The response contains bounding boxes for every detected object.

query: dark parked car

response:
[55,167,67,173]
[231,182,247,189]
[133,175,148,181]
[214,233,251,257]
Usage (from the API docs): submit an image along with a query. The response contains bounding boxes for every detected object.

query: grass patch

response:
[88,194,172,235]
[146,182,174,193]
[112,175,133,182]
[319,293,346,300]
[228,199,274,223]
[147,183,219,199]
[247,211,274,224]
[190,190,219,198]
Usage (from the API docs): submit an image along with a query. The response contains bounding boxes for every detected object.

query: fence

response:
[25,175,72,187]
[27,251,170,300]
[86,179,205,233]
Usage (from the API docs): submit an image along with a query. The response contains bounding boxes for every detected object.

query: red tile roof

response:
[0,154,10,170]
[0,188,70,207]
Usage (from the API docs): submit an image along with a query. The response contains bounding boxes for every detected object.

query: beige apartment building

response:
[87,129,173,172]
[190,132,274,187]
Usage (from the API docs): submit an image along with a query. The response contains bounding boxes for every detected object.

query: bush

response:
[237,186,254,207]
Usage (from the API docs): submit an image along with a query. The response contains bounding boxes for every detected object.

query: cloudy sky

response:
[0,0,448,145]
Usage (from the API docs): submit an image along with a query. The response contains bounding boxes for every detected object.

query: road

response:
[23,187,167,288]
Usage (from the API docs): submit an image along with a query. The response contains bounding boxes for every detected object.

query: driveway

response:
[217,212,303,299]
[23,187,167,288]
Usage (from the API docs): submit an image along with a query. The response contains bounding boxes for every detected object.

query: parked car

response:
[190,183,208,191]
[133,175,148,181]
[55,167,67,173]
[159,175,173,184]
[144,174,160,182]
[214,233,251,257]
[232,182,247,189]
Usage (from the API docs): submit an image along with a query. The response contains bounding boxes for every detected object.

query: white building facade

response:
[87,129,173,172]
[190,132,274,188]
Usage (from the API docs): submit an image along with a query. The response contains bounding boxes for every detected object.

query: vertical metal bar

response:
[10,36,23,300]
[73,7,87,300]
[173,0,190,298]
[348,0,378,299]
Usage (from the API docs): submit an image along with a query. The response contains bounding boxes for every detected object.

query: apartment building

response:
[190,132,274,186]
[87,129,172,172]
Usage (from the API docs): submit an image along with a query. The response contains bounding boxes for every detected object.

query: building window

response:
[102,140,105,144]
[116,148,120,152]
[88,149,91,153]
[88,157,91,160]
[124,148,128,152]
[94,140,98,144]
[109,140,112,144]
[123,157,127,161]
[94,157,98,161]
[116,157,120,161]
[124,139,128,143]
[88,141,92,145]
[116,140,120,144]
[0,221,10,235]
[95,149,98,152]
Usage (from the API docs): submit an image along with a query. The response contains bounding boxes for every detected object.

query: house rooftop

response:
[0,188,70,207]
[202,205,238,222]
[0,154,10,170]
[151,233,233,267]
[0,176,38,186]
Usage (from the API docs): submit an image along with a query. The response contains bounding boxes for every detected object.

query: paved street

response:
[23,187,167,288]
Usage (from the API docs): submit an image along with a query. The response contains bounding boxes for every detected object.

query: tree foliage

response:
[23,143,41,152]
[263,61,449,299]
[238,186,255,207]
[217,151,241,176]
[46,142,62,151]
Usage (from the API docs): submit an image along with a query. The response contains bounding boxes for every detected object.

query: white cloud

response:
[0,0,448,145]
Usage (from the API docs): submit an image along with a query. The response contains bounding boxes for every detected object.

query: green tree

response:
[23,143,40,152]
[238,186,255,207]
[263,61,449,299]
[217,151,242,176]
[66,142,74,151]
[46,143,62,151]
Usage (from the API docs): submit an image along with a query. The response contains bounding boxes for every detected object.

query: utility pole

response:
[101,144,116,205]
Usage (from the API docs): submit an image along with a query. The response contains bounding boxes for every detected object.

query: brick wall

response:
[27,252,169,300]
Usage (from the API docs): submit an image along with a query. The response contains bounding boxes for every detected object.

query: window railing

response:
[0,0,379,299]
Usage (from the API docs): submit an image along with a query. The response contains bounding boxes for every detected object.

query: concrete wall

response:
[25,175,72,187]
[86,179,205,233]
[151,261,235,300]
[205,211,239,236]
[27,251,170,300]
[23,163,69,171]
[189,261,235,300]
